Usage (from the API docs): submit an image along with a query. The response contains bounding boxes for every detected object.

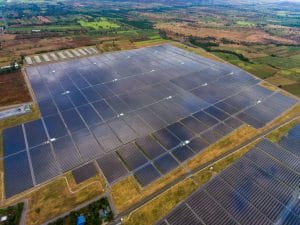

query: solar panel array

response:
[156,131,300,225]
[2,44,298,197]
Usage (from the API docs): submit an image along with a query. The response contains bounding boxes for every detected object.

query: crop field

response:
[79,17,120,30]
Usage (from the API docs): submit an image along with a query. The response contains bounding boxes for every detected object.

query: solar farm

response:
[2,44,299,200]
[157,124,300,225]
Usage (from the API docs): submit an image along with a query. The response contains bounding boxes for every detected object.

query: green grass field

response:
[79,17,120,30]
[236,20,255,26]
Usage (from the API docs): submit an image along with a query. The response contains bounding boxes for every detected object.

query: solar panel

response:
[52,135,82,172]
[136,136,166,159]
[180,116,208,134]
[91,123,122,152]
[61,108,86,133]
[4,151,34,198]
[77,104,103,126]
[167,122,195,141]
[204,106,230,121]
[124,114,153,137]
[134,163,161,187]
[92,100,116,121]
[72,162,98,184]
[3,125,25,157]
[224,117,244,129]
[172,146,194,162]
[193,111,219,127]
[117,143,148,171]
[72,128,103,161]
[29,144,61,184]
[38,98,58,117]
[97,153,128,184]
[187,137,209,152]
[43,114,68,139]
[154,153,179,174]
[24,119,48,148]
[153,128,181,150]
[109,119,138,144]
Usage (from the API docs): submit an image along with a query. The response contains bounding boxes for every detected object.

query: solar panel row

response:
[157,131,300,225]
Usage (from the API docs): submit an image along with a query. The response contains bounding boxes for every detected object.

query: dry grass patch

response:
[170,41,225,63]
[25,174,104,225]
[111,166,186,213]
[259,81,279,92]
[123,178,197,225]
[186,125,257,171]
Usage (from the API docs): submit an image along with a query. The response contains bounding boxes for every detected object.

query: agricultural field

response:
[79,17,120,30]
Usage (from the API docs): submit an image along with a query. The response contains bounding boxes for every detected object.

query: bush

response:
[0,202,24,225]
[48,198,113,225]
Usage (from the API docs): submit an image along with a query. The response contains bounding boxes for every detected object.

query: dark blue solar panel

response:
[204,106,230,121]
[215,101,239,115]
[136,136,166,159]
[29,144,61,184]
[72,162,98,184]
[92,100,116,121]
[214,123,233,136]
[60,75,78,92]
[97,153,128,183]
[77,104,103,126]
[193,111,219,127]
[134,163,161,187]
[187,137,208,152]
[224,117,243,129]
[154,153,178,174]
[68,90,88,107]
[167,122,194,141]
[70,73,90,89]
[43,114,68,139]
[52,135,82,172]
[172,146,194,162]
[38,98,58,117]
[4,151,34,198]
[117,143,148,171]
[24,119,48,148]
[61,108,86,132]
[72,128,103,161]
[153,128,181,150]
[3,125,25,157]
[52,93,74,111]
[93,84,116,99]
[237,112,265,129]
[181,116,208,134]
[81,87,102,102]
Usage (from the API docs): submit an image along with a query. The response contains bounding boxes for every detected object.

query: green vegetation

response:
[236,21,255,26]
[79,17,120,30]
[0,202,24,225]
[48,198,113,225]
